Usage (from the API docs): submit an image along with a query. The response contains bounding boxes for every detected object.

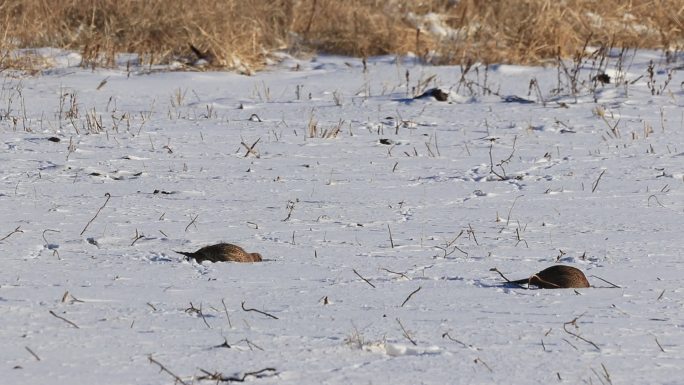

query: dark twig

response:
[49,310,80,329]
[647,194,666,208]
[241,137,261,158]
[238,338,264,351]
[185,302,211,329]
[148,356,189,385]
[42,229,60,246]
[0,226,23,242]
[80,193,111,235]
[489,267,527,289]
[475,357,493,372]
[488,143,506,180]
[241,301,278,319]
[221,298,232,328]
[185,302,211,328]
[184,214,199,232]
[198,367,277,382]
[213,338,231,349]
[490,267,512,282]
[130,229,144,246]
[396,318,417,346]
[563,316,600,351]
[400,286,422,307]
[25,346,41,361]
[352,268,375,288]
[282,200,296,221]
[467,223,479,245]
[506,195,523,226]
[380,267,409,280]
[591,169,606,193]
[442,332,468,348]
[387,224,394,248]
[590,275,621,288]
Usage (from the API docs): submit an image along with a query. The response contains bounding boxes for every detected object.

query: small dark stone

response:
[379,139,393,145]
[48,137,61,142]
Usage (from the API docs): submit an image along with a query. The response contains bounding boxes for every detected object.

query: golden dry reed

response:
[1,0,682,71]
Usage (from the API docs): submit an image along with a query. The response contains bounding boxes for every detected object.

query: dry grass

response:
[1,0,682,71]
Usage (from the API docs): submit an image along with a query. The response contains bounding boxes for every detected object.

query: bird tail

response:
[508,278,531,285]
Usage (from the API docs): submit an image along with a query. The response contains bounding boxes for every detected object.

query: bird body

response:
[510,265,590,289]
[175,243,262,263]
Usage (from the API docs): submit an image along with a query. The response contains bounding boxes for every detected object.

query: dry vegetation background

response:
[1,0,682,71]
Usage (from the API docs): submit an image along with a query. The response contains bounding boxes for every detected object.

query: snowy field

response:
[1,48,683,384]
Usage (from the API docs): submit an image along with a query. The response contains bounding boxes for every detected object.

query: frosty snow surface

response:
[1,49,683,384]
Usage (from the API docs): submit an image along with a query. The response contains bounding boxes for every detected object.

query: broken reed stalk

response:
[591,169,606,193]
[442,332,468,348]
[400,286,422,307]
[475,357,494,373]
[198,367,277,382]
[48,310,80,329]
[353,268,376,288]
[241,137,261,158]
[590,275,621,288]
[184,214,199,232]
[241,301,279,319]
[506,195,523,226]
[0,226,23,242]
[221,298,232,328]
[25,346,41,361]
[647,194,666,207]
[489,267,527,289]
[148,356,189,385]
[80,192,111,235]
[563,316,600,351]
[380,267,409,280]
[198,304,211,328]
[387,224,394,248]
[396,318,417,346]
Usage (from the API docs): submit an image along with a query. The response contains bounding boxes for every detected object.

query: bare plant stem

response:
[396,318,417,346]
[353,269,375,288]
[241,137,261,158]
[198,367,277,382]
[387,224,394,248]
[563,315,600,351]
[592,169,606,193]
[506,195,524,226]
[184,214,199,232]
[241,301,278,320]
[80,193,111,235]
[49,310,80,329]
[148,356,189,385]
[400,286,422,307]
[25,346,41,361]
[0,226,23,242]
[221,298,232,328]
[442,332,468,348]
[590,275,621,288]
[380,267,409,280]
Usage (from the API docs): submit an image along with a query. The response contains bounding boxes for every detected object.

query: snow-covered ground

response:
[1,49,683,384]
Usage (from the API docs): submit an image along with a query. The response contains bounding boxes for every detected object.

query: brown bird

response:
[509,265,590,289]
[175,243,262,263]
